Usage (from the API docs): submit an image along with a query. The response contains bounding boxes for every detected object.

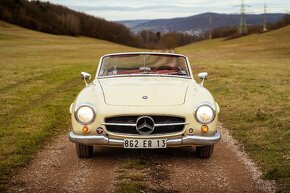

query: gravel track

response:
[7,125,275,193]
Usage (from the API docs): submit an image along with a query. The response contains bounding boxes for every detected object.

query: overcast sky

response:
[46,0,289,21]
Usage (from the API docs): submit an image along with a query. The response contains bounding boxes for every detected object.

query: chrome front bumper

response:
[68,131,221,147]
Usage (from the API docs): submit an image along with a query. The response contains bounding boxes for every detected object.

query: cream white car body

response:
[69,52,221,158]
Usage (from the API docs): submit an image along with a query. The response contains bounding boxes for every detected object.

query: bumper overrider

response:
[68,131,221,147]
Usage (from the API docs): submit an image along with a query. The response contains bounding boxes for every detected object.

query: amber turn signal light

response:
[82,126,90,133]
[201,125,208,133]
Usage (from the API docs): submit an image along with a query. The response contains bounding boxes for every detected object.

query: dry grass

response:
[0,21,141,191]
[0,19,289,192]
[177,26,290,192]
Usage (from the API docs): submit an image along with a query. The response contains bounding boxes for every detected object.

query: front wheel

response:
[76,143,93,158]
[196,145,214,158]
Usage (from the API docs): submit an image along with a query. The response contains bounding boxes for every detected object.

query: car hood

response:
[98,77,191,106]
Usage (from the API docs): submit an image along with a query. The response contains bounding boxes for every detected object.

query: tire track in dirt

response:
[7,125,276,193]
[7,134,119,193]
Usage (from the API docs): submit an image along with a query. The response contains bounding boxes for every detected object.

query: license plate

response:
[124,139,167,149]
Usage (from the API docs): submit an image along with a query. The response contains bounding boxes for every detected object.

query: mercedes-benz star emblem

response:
[136,116,155,135]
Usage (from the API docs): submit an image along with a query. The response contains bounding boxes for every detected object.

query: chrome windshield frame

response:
[96,52,193,80]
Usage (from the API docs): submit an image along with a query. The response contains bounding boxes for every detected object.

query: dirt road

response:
[7,126,275,193]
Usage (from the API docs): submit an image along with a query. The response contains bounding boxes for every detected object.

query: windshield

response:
[98,54,190,78]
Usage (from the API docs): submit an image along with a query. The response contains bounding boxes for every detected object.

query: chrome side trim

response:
[155,122,189,127]
[102,123,136,127]
[68,131,221,146]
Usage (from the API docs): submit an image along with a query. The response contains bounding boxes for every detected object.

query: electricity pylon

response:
[263,1,268,32]
[239,0,248,34]
[209,15,212,39]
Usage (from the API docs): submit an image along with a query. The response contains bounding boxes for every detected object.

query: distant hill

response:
[117,13,285,35]
[118,20,150,28]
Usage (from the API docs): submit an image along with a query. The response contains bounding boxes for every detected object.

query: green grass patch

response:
[123,158,147,169]
[177,26,290,192]
[117,181,143,193]
[118,172,144,181]
[116,159,146,193]
[0,21,141,191]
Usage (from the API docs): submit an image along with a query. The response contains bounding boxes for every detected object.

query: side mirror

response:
[81,72,91,86]
[198,72,208,87]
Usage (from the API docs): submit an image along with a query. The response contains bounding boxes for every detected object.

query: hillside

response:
[118,13,285,34]
[0,0,136,47]
[0,20,140,191]
[177,26,290,192]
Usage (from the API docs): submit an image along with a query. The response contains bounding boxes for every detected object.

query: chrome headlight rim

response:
[194,103,216,124]
[74,103,96,125]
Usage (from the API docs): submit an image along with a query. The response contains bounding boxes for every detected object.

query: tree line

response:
[135,30,203,49]
[0,0,137,46]
[0,0,202,49]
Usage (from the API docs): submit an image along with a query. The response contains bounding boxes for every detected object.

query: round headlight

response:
[195,105,215,124]
[75,105,95,124]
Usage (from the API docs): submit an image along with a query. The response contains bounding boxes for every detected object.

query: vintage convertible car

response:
[69,52,221,158]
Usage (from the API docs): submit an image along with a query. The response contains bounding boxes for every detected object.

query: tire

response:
[76,143,93,158]
[196,145,214,159]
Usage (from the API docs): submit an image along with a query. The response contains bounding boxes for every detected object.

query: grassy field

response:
[177,26,290,192]
[0,21,140,191]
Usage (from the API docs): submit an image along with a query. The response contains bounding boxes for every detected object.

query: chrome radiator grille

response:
[103,116,186,135]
